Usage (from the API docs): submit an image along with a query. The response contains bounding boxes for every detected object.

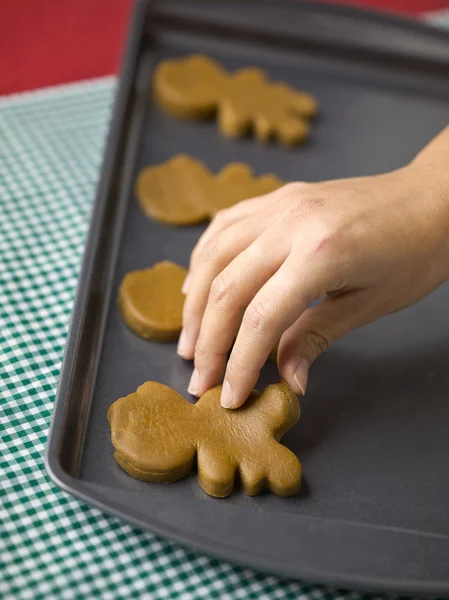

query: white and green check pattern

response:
[2,13,449,598]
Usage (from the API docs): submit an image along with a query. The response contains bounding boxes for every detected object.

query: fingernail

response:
[181,273,191,295]
[177,329,190,358]
[221,379,234,408]
[188,369,200,396]
[293,359,309,395]
[177,328,197,360]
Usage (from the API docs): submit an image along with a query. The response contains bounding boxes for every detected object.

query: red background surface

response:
[1,0,448,95]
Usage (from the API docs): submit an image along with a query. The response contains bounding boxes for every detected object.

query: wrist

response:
[401,161,449,280]
[408,125,449,192]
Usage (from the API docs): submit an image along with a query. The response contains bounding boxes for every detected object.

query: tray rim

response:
[43,468,449,597]
[149,0,449,68]
[45,0,449,595]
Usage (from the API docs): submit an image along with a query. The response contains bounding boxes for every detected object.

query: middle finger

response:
[189,227,290,396]
[178,212,276,360]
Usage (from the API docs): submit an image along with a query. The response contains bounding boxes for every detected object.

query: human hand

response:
[178,128,449,408]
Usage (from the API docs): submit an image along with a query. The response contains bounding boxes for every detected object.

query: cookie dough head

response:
[118,261,187,341]
[136,154,214,225]
[153,54,227,119]
[108,382,196,482]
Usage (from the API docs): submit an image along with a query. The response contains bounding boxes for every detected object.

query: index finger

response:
[221,254,328,409]
[187,188,285,290]
[191,231,288,396]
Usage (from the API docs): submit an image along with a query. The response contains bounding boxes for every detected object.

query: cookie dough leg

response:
[218,100,251,139]
[197,447,237,498]
[239,461,267,496]
[254,114,274,144]
[266,445,302,497]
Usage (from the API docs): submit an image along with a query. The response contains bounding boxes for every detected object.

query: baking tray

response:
[45,0,449,594]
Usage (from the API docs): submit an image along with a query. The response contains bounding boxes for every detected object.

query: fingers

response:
[277,290,369,394]
[221,253,334,409]
[178,214,275,361]
[186,183,304,291]
[189,231,289,396]
[187,188,281,280]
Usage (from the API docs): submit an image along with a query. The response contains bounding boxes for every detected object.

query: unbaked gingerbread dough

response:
[108,380,301,498]
[136,154,282,226]
[119,259,281,364]
[154,54,318,146]
[118,261,187,341]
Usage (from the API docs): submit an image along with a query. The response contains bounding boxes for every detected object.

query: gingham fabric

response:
[2,14,449,599]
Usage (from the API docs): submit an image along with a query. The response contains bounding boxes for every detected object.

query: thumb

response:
[278,291,368,395]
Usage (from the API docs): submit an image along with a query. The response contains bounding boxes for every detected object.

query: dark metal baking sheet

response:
[45,0,449,594]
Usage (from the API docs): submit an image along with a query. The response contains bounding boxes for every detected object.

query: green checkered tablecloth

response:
[2,13,449,597]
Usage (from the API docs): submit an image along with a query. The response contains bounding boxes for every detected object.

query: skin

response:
[177,125,449,408]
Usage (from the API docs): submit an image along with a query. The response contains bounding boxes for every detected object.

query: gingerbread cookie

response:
[118,261,187,341]
[154,54,318,146]
[108,380,301,498]
[136,154,282,226]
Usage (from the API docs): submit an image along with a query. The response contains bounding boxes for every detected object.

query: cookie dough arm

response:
[197,445,237,498]
[266,443,302,497]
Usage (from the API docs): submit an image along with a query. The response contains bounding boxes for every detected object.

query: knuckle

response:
[231,196,248,211]
[304,326,335,356]
[315,219,335,244]
[201,239,219,263]
[195,337,228,363]
[279,181,302,197]
[284,196,326,225]
[311,218,343,255]
[245,239,263,263]
[301,196,326,215]
[213,209,229,224]
[276,181,311,203]
[210,275,232,305]
[244,301,273,333]
[194,340,209,361]
[226,356,258,383]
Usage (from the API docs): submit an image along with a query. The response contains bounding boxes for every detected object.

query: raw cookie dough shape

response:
[118,258,279,360]
[108,380,302,498]
[118,261,187,341]
[136,154,282,226]
[154,54,319,146]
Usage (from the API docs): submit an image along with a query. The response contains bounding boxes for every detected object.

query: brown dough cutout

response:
[118,261,187,341]
[136,154,282,226]
[108,380,301,498]
[118,259,280,363]
[154,54,319,146]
